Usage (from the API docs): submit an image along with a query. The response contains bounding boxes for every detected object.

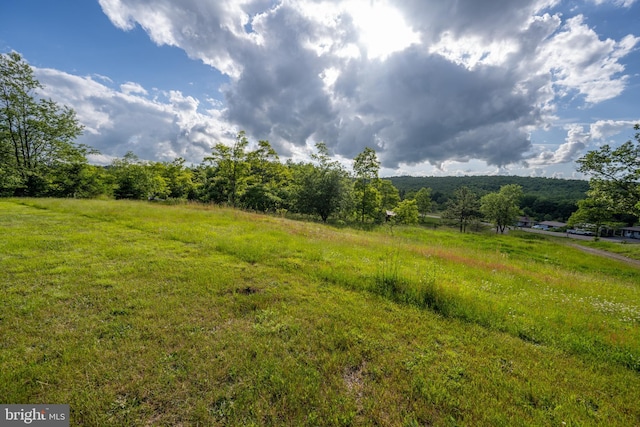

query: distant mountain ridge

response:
[389,175,589,201]
[389,175,590,221]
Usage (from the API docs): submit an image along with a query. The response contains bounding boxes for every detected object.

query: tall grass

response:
[1,198,639,426]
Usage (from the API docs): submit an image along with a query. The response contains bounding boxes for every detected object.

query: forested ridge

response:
[390,175,588,200]
[391,175,590,221]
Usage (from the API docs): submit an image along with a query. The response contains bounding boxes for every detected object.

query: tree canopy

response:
[567,197,612,240]
[577,124,640,217]
[414,187,432,220]
[294,142,349,222]
[0,52,87,196]
[203,131,250,207]
[480,184,523,234]
[442,186,480,233]
[0,60,601,231]
[353,147,381,223]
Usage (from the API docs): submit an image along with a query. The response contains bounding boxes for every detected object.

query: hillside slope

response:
[1,199,639,426]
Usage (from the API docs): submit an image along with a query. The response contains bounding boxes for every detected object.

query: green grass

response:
[579,238,640,261]
[1,198,639,426]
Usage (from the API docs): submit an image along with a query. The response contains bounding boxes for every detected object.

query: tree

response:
[0,52,87,196]
[110,152,167,200]
[377,179,401,213]
[242,140,292,212]
[203,131,250,206]
[246,140,280,185]
[293,142,348,222]
[47,162,110,198]
[442,186,480,233]
[577,124,640,216]
[154,157,195,199]
[568,197,613,240]
[480,184,523,234]
[414,187,432,221]
[394,199,419,224]
[353,147,381,223]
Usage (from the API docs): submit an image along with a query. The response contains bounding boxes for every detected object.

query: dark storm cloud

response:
[221,4,338,156]
[324,47,539,167]
[396,0,557,42]
[213,1,557,167]
[87,0,639,171]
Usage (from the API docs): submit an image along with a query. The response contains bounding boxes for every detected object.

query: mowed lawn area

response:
[1,198,639,426]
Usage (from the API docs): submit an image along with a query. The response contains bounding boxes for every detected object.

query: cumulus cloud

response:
[538,15,639,103]
[35,67,236,163]
[590,0,637,7]
[120,81,148,95]
[40,0,636,172]
[590,119,639,140]
[529,124,591,166]
[528,119,640,167]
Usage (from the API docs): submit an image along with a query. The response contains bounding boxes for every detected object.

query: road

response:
[517,227,640,268]
[517,227,639,243]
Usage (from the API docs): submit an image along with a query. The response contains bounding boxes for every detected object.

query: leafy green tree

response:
[577,124,640,216]
[203,131,250,206]
[242,140,292,212]
[377,179,401,213]
[414,187,432,220]
[442,186,480,233]
[0,52,88,196]
[110,152,167,200]
[394,199,419,224]
[293,142,348,222]
[153,158,195,199]
[47,163,110,198]
[0,164,22,196]
[246,140,280,184]
[480,184,523,234]
[353,147,381,223]
[568,197,613,240]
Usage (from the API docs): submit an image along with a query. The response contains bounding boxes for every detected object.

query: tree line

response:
[2,52,639,233]
[0,52,423,225]
[390,175,588,222]
[568,124,640,238]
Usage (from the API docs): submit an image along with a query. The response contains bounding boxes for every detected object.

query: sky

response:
[1,0,639,178]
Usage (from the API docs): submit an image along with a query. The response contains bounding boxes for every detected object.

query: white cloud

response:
[590,119,638,140]
[97,0,264,78]
[539,15,639,103]
[32,0,639,175]
[527,118,640,167]
[34,67,236,163]
[120,81,148,95]
[590,0,637,7]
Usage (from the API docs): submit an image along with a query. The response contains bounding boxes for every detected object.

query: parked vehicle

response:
[567,229,594,236]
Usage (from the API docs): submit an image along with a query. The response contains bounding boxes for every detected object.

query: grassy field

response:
[1,198,639,426]
[579,238,640,260]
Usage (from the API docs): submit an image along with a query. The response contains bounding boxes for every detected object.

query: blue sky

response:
[1,0,639,178]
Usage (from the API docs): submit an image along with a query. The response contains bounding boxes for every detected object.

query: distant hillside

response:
[389,175,590,221]
[389,175,589,199]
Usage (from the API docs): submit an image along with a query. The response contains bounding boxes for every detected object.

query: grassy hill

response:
[1,199,639,426]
